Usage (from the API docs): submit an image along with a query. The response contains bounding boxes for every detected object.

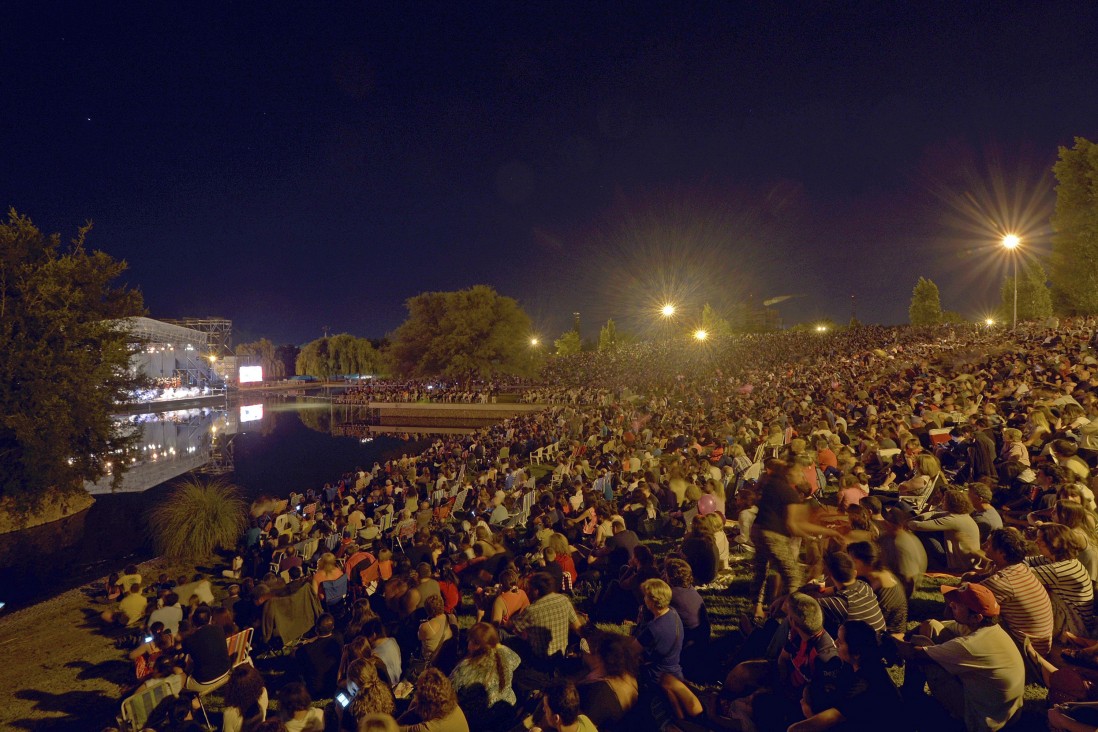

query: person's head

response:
[941,582,1000,627]
[986,527,1028,566]
[785,592,824,636]
[1036,523,1086,561]
[585,630,640,678]
[967,482,994,506]
[466,621,500,657]
[1002,427,1023,443]
[164,591,179,607]
[547,532,570,557]
[823,551,857,586]
[316,553,335,575]
[915,453,940,478]
[347,657,382,691]
[1055,501,1092,533]
[542,679,583,730]
[846,504,873,532]
[663,558,695,589]
[845,541,881,572]
[356,713,399,732]
[192,606,212,627]
[223,664,266,712]
[411,668,457,721]
[315,612,335,637]
[633,543,655,567]
[640,578,672,613]
[861,496,882,516]
[941,490,974,515]
[277,682,313,717]
[527,572,556,601]
[416,562,433,580]
[837,620,881,668]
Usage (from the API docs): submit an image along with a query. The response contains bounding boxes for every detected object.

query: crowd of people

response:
[335,378,533,406]
[97,318,1098,732]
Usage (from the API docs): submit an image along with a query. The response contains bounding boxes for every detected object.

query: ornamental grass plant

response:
[149,477,247,559]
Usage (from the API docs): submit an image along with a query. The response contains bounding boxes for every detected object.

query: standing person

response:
[749,460,842,621]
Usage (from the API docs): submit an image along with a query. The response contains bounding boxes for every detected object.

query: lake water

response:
[0,395,431,610]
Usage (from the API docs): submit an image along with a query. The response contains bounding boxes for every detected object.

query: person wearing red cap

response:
[897,581,1024,731]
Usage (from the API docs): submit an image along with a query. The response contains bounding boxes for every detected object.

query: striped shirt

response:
[817,580,888,637]
[981,562,1055,654]
[1027,556,1095,634]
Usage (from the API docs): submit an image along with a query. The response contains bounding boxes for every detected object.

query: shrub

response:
[150,477,247,559]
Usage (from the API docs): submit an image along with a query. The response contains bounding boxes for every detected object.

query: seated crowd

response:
[100,318,1098,732]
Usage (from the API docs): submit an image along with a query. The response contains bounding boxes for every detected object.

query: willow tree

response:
[388,285,536,378]
[0,210,144,508]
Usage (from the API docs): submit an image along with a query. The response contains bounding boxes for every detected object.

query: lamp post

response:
[1002,234,1020,330]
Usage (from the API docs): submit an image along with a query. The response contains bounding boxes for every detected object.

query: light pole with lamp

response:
[1002,234,1020,330]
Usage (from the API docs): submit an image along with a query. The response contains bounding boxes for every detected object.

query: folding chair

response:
[321,575,350,615]
[227,627,254,669]
[377,510,394,533]
[118,682,177,731]
[392,519,416,552]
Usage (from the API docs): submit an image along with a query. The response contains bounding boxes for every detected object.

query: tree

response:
[0,211,144,507]
[235,337,285,379]
[598,319,621,352]
[554,330,582,356]
[908,277,943,326]
[296,337,332,380]
[388,285,536,378]
[1050,137,1098,314]
[149,477,246,559]
[295,334,381,379]
[999,260,1054,322]
[699,303,733,338]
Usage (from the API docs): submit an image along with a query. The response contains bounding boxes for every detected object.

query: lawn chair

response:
[392,518,417,552]
[377,510,394,533]
[321,575,350,615]
[118,682,177,731]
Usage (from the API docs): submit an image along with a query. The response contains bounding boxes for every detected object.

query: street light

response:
[815,324,828,333]
[693,329,709,341]
[529,337,539,347]
[1002,234,1020,330]
[660,303,676,318]
[985,318,995,327]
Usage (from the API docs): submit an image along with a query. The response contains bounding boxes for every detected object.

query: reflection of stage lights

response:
[240,404,264,423]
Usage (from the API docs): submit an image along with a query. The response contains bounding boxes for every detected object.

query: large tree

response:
[553,330,582,356]
[235,337,286,379]
[908,277,943,326]
[388,285,536,378]
[0,210,144,507]
[699,303,733,338]
[1000,260,1054,323]
[295,334,381,379]
[1050,137,1098,314]
[598,319,621,352]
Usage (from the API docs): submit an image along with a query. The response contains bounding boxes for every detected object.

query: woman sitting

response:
[417,595,454,661]
[333,659,395,731]
[489,568,530,629]
[908,489,982,571]
[846,541,908,639]
[397,667,470,732]
[577,631,640,730]
[279,681,325,732]
[311,552,345,601]
[449,623,521,727]
[221,664,268,732]
[1027,523,1096,636]
[789,620,903,731]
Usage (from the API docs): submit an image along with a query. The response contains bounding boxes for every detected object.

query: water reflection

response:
[0,395,428,609]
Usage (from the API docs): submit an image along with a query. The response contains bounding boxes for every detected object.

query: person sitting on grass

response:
[789,619,906,732]
[221,664,268,732]
[278,681,325,732]
[896,581,1024,732]
[532,679,597,732]
[101,583,147,627]
[396,667,470,732]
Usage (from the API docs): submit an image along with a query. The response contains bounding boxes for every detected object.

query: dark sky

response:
[3,2,1097,345]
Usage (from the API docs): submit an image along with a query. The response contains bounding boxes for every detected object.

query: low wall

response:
[368,402,545,420]
[0,489,95,536]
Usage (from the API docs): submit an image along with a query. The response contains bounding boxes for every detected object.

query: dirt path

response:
[0,558,188,731]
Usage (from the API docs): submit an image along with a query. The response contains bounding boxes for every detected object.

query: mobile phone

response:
[336,691,352,708]
[0,601,5,610]
[144,635,154,643]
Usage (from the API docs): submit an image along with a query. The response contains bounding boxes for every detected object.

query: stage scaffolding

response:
[124,317,220,386]
[161,317,233,357]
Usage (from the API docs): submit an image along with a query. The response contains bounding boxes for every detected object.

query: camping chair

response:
[434,497,456,525]
[452,488,471,514]
[227,627,254,668]
[377,510,394,533]
[392,519,417,552]
[118,682,177,732]
[320,574,350,615]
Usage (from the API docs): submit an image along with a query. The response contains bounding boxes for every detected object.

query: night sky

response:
[3,2,1097,345]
